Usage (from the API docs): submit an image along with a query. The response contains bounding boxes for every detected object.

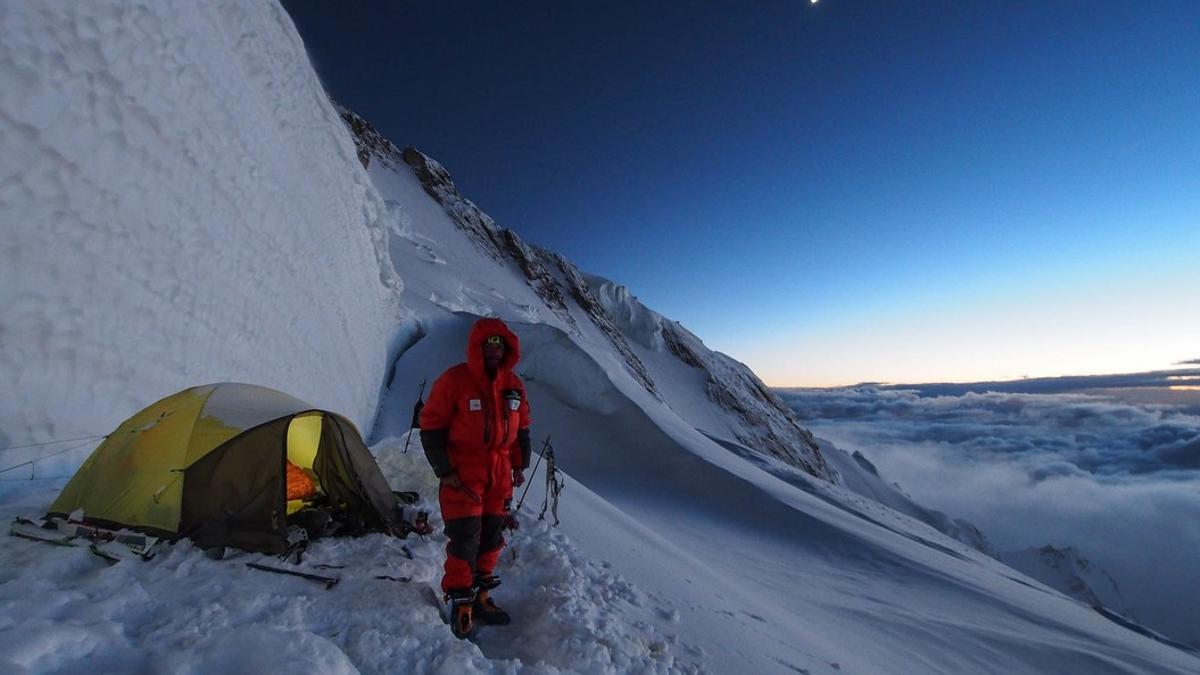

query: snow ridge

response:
[588,276,836,480]
[397,144,661,397]
[543,249,661,396]
[379,137,833,480]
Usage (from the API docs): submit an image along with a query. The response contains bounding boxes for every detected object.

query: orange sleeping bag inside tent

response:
[286,460,317,501]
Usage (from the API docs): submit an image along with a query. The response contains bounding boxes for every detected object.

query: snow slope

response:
[379,317,1198,674]
[1,2,1198,673]
[353,99,1200,674]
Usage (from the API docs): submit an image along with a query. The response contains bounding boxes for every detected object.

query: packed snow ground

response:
[3,1,1200,673]
[0,441,697,675]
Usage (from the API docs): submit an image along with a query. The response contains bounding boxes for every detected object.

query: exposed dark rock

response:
[851,451,879,476]
[662,322,705,369]
[337,106,402,171]
[399,146,509,264]
[661,321,835,480]
[382,143,660,396]
[500,230,576,330]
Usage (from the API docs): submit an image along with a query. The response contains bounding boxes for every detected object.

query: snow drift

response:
[0,0,399,466]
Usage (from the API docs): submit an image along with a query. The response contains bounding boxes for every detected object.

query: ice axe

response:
[402,378,426,454]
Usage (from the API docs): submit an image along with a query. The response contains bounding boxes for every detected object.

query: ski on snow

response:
[9,516,162,561]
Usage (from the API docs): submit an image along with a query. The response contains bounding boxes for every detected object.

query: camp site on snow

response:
[11,383,421,579]
[3,2,1199,673]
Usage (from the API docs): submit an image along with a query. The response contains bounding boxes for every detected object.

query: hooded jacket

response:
[419,318,532,478]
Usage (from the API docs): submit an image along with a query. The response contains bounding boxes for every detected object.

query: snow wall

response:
[0,1,400,457]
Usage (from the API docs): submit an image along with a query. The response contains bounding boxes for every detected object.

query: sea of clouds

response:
[778,376,1200,647]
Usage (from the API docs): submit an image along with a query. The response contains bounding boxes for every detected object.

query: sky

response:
[281,0,1200,386]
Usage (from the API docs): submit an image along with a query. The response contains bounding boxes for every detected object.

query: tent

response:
[48,383,403,554]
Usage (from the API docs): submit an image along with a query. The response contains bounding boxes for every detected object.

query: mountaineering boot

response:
[474,589,511,625]
[444,587,476,639]
[473,575,510,625]
[475,573,501,591]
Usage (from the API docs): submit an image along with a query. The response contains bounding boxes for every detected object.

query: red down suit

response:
[420,318,532,591]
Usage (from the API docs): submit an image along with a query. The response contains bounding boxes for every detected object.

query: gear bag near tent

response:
[47,383,405,555]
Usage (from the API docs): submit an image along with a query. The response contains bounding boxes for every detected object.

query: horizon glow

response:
[735,262,1200,387]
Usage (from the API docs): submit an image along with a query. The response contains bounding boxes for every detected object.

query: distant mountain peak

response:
[1003,544,1135,619]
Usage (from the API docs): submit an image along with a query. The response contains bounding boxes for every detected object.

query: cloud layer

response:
[864,366,1200,397]
[777,386,1200,647]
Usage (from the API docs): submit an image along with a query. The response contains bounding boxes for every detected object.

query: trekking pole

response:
[402,379,427,454]
[514,436,551,511]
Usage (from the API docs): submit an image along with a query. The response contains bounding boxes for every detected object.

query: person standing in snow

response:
[419,317,532,639]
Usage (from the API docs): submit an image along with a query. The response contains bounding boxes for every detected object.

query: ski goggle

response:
[485,335,506,348]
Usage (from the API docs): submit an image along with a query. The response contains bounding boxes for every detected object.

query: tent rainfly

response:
[48,383,403,554]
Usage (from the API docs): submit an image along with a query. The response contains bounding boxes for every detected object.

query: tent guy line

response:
[0,436,108,479]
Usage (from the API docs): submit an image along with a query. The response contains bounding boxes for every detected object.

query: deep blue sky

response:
[282,1,1200,385]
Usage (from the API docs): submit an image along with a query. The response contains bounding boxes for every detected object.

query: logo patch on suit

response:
[503,389,522,411]
[469,399,482,411]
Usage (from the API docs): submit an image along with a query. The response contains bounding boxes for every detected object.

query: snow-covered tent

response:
[48,383,403,554]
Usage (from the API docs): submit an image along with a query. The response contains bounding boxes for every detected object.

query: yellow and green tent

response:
[49,383,403,554]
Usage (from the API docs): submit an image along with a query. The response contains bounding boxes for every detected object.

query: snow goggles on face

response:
[485,335,506,348]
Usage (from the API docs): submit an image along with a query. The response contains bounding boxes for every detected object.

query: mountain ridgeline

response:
[338,107,836,482]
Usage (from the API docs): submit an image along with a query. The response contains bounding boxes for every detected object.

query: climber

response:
[419,317,532,639]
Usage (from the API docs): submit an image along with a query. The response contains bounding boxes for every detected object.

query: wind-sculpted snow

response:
[0,1,399,459]
[587,277,835,481]
[544,250,660,396]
